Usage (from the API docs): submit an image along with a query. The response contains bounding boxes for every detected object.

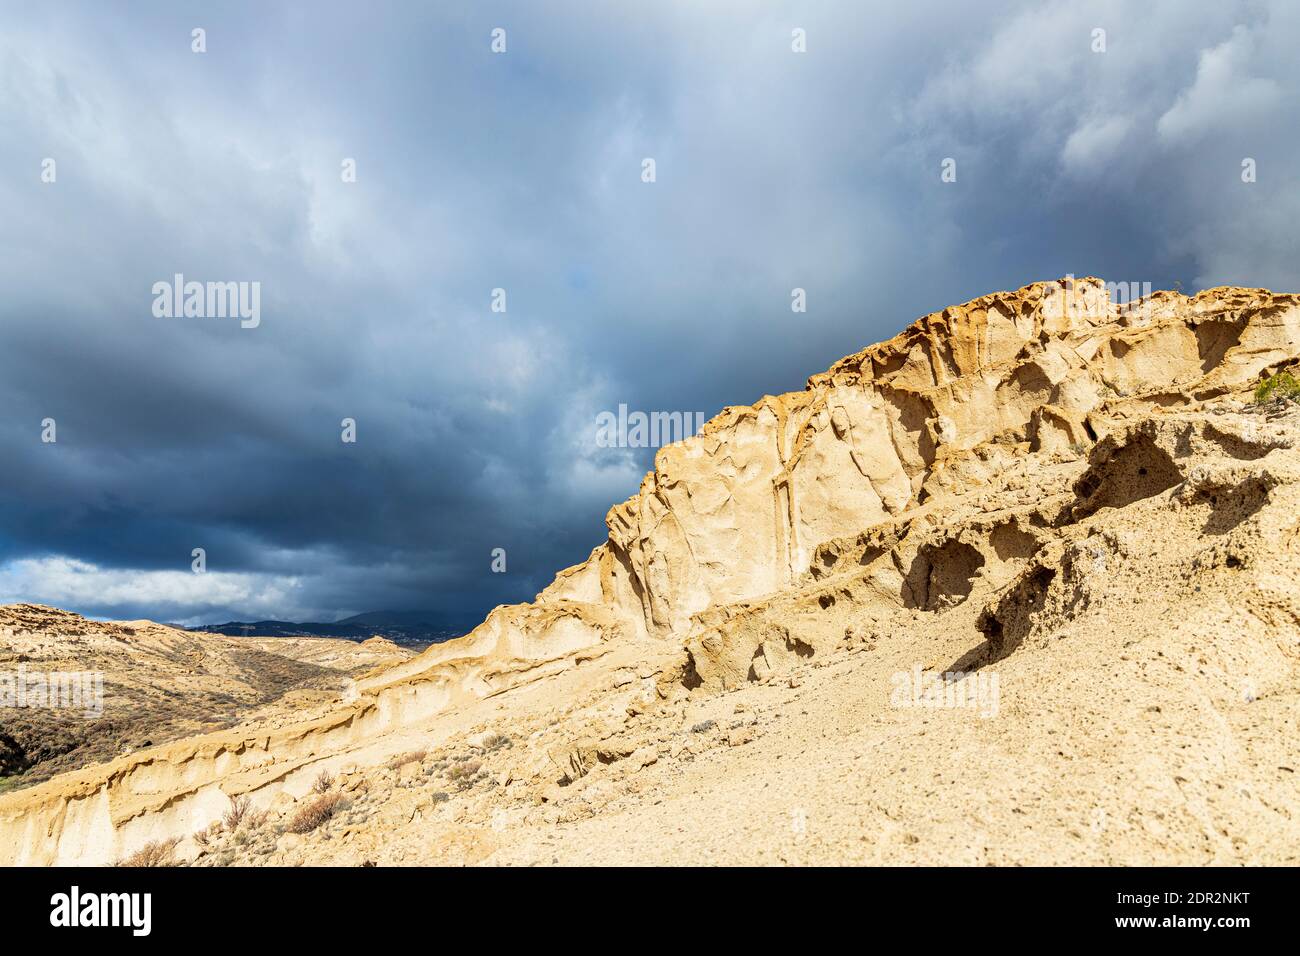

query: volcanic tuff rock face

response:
[4,276,1300,865]
[539,278,1298,641]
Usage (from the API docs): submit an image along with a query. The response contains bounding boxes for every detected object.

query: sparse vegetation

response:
[447,759,481,779]
[222,794,250,830]
[192,821,221,847]
[483,733,512,752]
[287,792,347,833]
[446,759,484,791]
[386,749,427,770]
[215,794,268,838]
[117,838,180,867]
[1254,370,1300,404]
[312,769,334,794]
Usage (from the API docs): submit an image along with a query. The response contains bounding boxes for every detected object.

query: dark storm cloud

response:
[1,0,1297,625]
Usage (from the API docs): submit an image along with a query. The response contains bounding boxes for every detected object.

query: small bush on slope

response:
[287,792,347,833]
[222,794,251,830]
[117,838,180,867]
[385,750,426,770]
[1254,370,1300,404]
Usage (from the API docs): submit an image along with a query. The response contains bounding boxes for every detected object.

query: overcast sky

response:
[0,0,1296,626]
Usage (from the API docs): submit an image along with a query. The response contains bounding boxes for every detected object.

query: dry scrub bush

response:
[221,793,267,833]
[385,750,427,770]
[447,760,484,791]
[117,838,180,867]
[287,792,347,834]
[313,769,334,794]
[193,821,221,847]
[447,760,481,781]
[222,794,250,830]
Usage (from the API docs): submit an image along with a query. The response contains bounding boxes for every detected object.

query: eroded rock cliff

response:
[4,276,1299,865]
[537,278,1299,640]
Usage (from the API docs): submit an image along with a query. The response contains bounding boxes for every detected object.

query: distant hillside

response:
[192,611,468,647]
[0,604,413,788]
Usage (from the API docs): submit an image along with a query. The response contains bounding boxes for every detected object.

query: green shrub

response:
[1254,371,1300,404]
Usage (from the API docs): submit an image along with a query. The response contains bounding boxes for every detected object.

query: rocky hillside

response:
[0,605,411,790]
[3,277,1299,866]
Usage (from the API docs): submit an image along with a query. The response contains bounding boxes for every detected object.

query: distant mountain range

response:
[191,610,471,648]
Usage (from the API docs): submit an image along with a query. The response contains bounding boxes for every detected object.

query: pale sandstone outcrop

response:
[4,276,1299,865]
[540,278,1300,637]
[191,395,1300,865]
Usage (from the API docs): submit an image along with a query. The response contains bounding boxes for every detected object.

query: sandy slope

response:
[190,401,1300,866]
